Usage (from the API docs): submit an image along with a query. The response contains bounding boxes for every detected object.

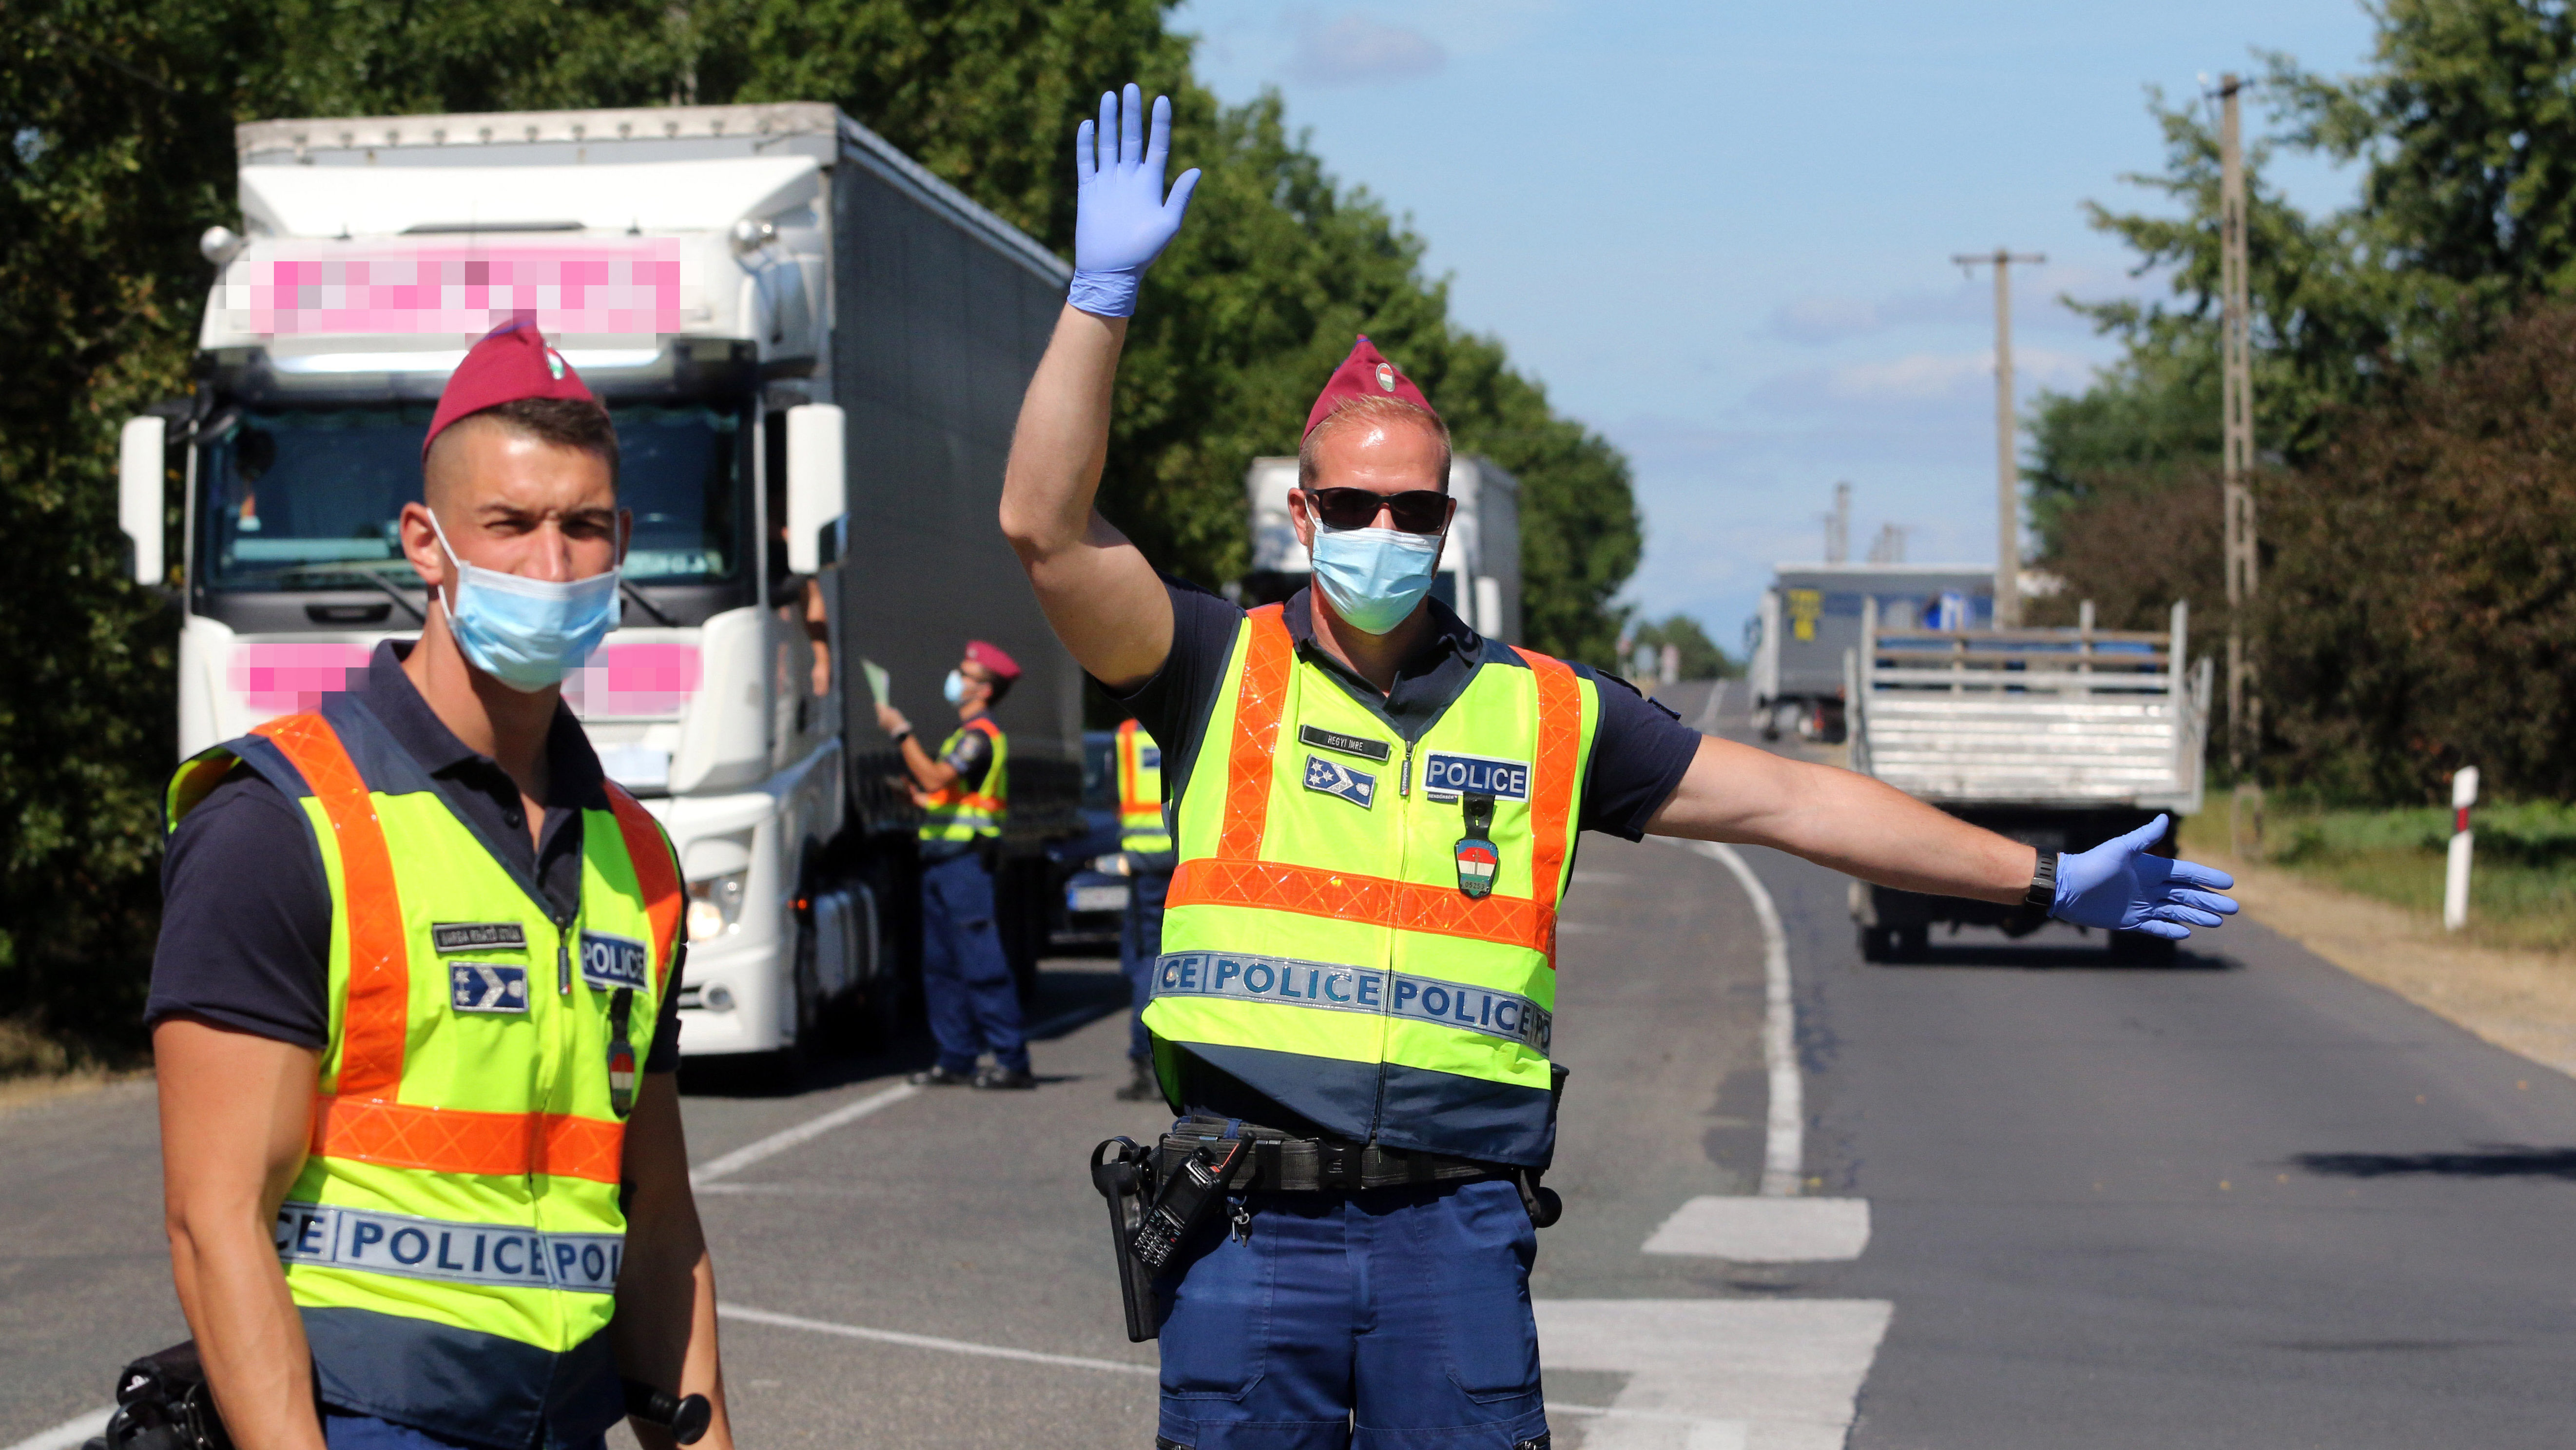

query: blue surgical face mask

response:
[1310,525,1443,636]
[429,511,621,693]
[943,669,971,706]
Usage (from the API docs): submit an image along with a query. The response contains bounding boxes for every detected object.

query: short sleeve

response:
[1571,666,1703,842]
[643,980,684,1073]
[941,728,993,792]
[1100,578,1245,799]
[146,765,333,1048]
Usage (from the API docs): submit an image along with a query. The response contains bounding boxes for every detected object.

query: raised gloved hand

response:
[2051,814,2239,941]
[1069,83,1201,318]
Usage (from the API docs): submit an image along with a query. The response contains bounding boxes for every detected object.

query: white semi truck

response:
[1240,454,1522,641]
[116,103,1081,1073]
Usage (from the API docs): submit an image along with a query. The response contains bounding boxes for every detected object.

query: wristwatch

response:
[2024,850,2059,911]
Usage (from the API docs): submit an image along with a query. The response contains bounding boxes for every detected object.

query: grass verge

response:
[2191,801,2576,952]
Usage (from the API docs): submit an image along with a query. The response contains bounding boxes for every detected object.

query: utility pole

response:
[1953,248,2045,627]
[2218,73,2259,776]
[1824,481,1852,564]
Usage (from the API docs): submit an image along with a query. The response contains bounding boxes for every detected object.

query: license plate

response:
[1069,883,1129,914]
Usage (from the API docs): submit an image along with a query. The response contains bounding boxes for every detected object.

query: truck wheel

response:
[763,921,824,1093]
[1857,926,1892,963]
[2110,930,2179,965]
[1894,925,1930,962]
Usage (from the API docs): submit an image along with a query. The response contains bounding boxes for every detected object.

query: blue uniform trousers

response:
[325,1413,605,1450]
[1121,868,1171,1061]
[1155,1178,1549,1450]
[918,849,1029,1075]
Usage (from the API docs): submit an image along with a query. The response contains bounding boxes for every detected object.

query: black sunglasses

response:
[1300,487,1453,536]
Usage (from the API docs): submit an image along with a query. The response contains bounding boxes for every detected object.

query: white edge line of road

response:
[2,1407,113,1450]
[686,999,1123,1188]
[717,1304,1728,1429]
[1672,838,1802,1196]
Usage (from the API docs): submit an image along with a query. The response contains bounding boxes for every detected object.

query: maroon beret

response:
[1303,335,1438,439]
[965,639,1021,681]
[422,319,597,460]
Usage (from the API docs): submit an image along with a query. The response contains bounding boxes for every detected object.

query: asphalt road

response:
[5,678,2574,1447]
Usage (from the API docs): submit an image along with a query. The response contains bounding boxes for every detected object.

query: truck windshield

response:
[196,403,748,591]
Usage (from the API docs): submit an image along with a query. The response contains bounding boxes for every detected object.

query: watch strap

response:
[2024,851,2059,911]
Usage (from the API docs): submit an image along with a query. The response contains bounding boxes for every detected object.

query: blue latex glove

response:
[1069,84,1201,318]
[2051,814,2240,941]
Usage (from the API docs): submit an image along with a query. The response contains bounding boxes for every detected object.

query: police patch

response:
[432,921,527,954]
[1298,725,1392,763]
[1422,751,1531,803]
[449,962,528,1015]
[580,931,649,991]
[1302,754,1376,808]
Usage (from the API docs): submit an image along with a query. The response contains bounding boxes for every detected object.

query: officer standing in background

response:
[879,642,1037,1090]
[1001,87,2240,1450]
[148,322,733,1450]
[1113,717,1176,1101]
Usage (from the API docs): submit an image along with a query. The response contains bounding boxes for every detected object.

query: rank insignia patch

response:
[450,962,529,1015]
[1302,753,1377,809]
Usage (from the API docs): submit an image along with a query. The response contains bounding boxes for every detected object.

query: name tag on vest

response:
[1302,754,1377,809]
[581,931,649,991]
[1422,752,1530,803]
[275,1201,621,1293]
[1298,725,1392,763]
[449,962,529,1015]
[432,921,527,955]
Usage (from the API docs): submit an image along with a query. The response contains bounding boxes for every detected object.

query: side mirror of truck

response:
[118,415,166,587]
[784,403,847,575]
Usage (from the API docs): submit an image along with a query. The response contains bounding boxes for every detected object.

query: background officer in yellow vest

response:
[147,322,733,1450]
[1000,86,2241,1450]
[1112,717,1176,1101]
[877,641,1037,1090]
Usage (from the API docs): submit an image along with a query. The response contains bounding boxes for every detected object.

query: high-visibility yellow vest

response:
[1115,718,1173,859]
[1143,603,1602,1167]
[165,699,681,1440]
[918,716,1008,843]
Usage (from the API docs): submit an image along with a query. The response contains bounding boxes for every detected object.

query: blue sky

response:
[1166,0,2382,651]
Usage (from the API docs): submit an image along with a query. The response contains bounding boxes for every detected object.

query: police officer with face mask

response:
[879,642,1037,1090]
[147,321,733,1450]
[1001,86,2243,1450]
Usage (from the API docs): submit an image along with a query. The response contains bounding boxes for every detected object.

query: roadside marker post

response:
[2445,766,2479,932]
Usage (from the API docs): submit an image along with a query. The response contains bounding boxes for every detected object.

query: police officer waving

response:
[1001,87,2243,1450]
[149,323,733,1450]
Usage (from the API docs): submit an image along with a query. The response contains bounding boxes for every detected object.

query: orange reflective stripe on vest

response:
[1116,719,1159,817]
[309,1097,626,1184]
[1511,645,1583,950]
[254,712,408,1098]
[604,783,683,989]
[1166,606,1586,966]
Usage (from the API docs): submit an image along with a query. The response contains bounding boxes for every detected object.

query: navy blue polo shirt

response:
[146,641,683,1070]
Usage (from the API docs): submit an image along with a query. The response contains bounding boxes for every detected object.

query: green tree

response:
[1626,614,1737,680]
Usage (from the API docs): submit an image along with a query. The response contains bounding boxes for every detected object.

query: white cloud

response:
[1287,11,1447,86]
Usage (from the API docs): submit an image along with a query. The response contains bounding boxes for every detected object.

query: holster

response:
[92,1342,233,1450]
[1089,1137,1162,1343]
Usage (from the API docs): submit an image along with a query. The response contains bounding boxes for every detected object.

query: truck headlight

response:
[686,869,748,942]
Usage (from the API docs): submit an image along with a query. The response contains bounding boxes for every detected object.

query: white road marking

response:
[689,1082,917,1187]
[1694,678,1731,733]
[1669,839,1802,1196]
[1536,1299,1893,1450]
[1643,1196,1870,1262]
[721,1297,1887,1450]
[719,1302,1155,1375]
[1,1407,113,1450]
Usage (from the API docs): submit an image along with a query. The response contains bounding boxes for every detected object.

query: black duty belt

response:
[1155,1116,1500,1194]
